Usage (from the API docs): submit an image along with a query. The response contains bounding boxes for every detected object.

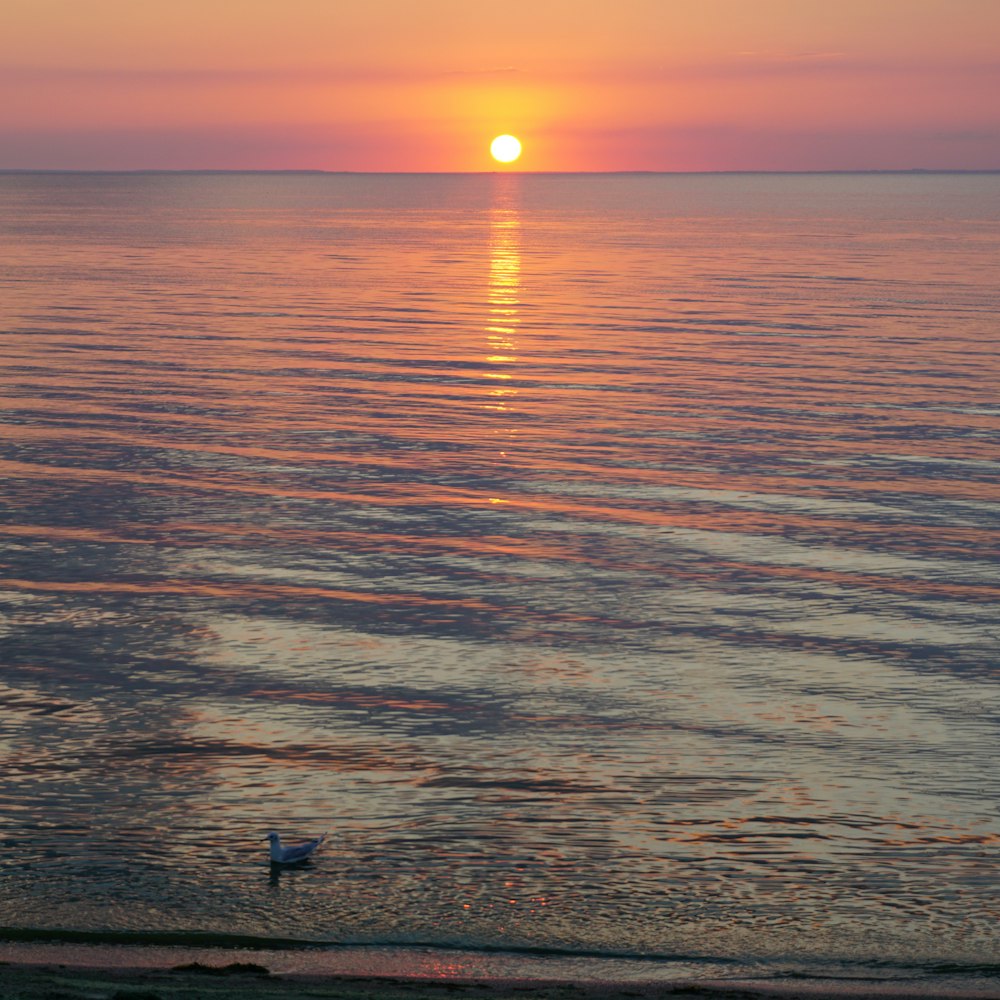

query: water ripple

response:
[0,172,998,976]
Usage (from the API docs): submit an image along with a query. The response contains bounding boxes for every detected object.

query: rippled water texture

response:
[1,173,998,976]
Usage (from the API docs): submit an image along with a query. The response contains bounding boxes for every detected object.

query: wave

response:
[0,925,734,964]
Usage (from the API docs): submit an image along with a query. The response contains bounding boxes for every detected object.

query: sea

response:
[1,171,998,994]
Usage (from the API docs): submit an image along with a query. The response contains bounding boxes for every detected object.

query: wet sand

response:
[0,965,990,1000]
[0,946,995,1000]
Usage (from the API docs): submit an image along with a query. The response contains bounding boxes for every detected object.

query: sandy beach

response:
[1,964,995,1000]
[1,944,996,1000]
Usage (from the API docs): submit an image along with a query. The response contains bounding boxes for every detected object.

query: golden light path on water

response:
[484,184,521,472]
[0,172,998,986]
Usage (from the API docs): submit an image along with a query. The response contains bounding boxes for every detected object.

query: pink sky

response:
[3,0,999,171]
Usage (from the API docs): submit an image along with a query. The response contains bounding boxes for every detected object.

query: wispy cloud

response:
[440,67,522,77]
[620,53,1000,82]
[554,121,1000,171]
[3,52,997,89]
[0,64,525,86]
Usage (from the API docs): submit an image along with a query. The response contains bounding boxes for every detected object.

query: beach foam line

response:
[0,926,741,970]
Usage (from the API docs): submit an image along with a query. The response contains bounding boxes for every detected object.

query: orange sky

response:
[2,0,999,171]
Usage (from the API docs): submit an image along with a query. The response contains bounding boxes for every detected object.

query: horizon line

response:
[2,167,999,177]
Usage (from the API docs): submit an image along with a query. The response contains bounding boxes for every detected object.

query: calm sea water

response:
[1,172,998,989]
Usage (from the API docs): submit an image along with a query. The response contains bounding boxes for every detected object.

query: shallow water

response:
[0,172,998,986]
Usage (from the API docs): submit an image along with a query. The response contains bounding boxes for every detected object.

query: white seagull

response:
[265,830,326,865]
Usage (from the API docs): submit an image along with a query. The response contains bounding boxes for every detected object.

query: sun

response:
[490,134,522,164]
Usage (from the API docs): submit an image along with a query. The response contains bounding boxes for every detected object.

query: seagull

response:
[265,830,326,865]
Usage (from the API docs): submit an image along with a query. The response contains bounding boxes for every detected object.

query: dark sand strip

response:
[0,960,996,1000]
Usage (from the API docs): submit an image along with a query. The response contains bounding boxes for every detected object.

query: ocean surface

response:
[1,172,998,991]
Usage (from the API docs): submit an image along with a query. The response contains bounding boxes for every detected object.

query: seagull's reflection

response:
[267,858,316,888]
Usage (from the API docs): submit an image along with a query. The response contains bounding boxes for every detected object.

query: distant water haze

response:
[0,172,998,988]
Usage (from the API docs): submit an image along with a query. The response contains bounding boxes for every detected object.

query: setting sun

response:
[490,134,522,164]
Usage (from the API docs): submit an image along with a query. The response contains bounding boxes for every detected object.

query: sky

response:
[2,0,999,171]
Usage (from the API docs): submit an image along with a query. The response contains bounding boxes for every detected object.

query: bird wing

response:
[280,837,323,862]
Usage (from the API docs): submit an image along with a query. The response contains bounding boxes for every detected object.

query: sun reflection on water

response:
[484,180,521,419]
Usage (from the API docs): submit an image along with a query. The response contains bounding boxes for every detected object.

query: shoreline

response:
[1,942,997,1000]
[1,966,994,1000]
